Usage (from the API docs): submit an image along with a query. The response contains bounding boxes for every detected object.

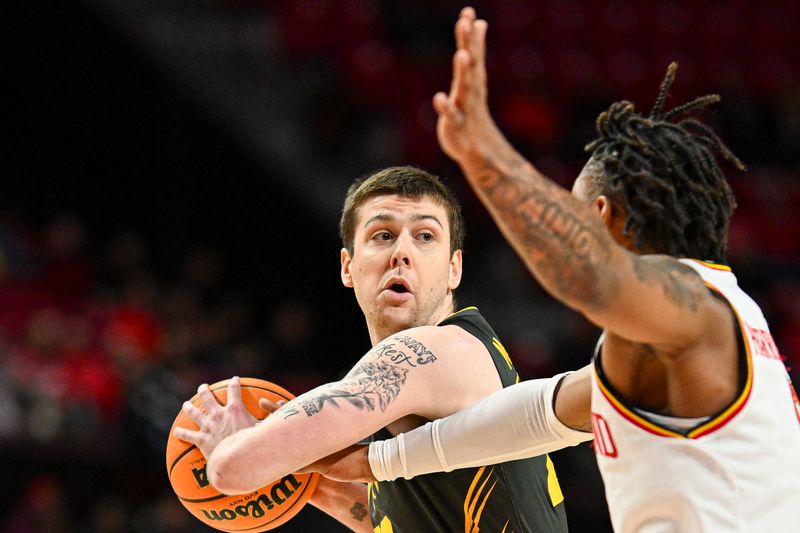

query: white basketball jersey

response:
[591,259,800,532]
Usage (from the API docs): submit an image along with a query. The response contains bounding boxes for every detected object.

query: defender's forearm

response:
[368,375,592,481]
[459,148,619,314]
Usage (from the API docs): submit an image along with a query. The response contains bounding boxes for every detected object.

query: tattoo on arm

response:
[631,255,702,313]
[372,336,437,367]
[469,158,706,318]
[280,337,434,419]
[471,159,615,311]
[282,361,409,419]
[373,341,416,367]
[392,335,437,365]
[350,502,368,521]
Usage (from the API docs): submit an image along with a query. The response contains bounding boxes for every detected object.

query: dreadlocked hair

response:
[584,62,745,263]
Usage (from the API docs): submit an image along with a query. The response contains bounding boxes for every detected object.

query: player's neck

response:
[366,297,455,346]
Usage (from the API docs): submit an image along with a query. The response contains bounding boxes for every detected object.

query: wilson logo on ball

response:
[200,475,303,522]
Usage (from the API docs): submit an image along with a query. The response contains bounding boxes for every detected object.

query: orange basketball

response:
[166,378,319,532]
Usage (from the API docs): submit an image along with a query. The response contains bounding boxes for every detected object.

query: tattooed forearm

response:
[632,255,701,313]
[350,502,368,521]
[283,361,408,418]
[469,159,616,311]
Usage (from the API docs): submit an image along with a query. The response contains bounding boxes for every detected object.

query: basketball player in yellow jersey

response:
[175,166,568,531]
[314,7,800,533]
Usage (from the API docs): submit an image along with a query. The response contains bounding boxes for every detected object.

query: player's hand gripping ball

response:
[166,378,319,532]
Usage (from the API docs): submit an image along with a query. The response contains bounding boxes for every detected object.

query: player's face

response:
[341,194,462,343]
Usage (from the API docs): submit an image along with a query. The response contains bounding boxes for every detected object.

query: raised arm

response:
[435,8,726,350]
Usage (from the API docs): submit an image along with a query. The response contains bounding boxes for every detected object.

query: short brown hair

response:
[339,166,465,255]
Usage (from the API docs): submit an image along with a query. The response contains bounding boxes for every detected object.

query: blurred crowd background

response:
[3,0,799,531]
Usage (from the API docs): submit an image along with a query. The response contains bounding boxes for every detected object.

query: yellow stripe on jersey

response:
[492,337,514,371]
[688,259,732,272]
[373,516,394,533]
[369,482,395,532]
[545,455,564,506]
[472,479,497,532]
[445,306,479,319]
[464,467,485,527]
[464,466,497,533]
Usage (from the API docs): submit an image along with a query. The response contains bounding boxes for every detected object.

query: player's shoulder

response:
[397,321,474,343]
[634,254,722,306]
[384,327,502,416]
[388,323,486,363]
[637,254,705,279]
[632,255,737,353]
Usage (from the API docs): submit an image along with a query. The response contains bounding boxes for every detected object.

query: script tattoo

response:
[472,157,615,311]
[632,255,701,313]
[283,361,408,418]
[371,337,437,367]
[392,335,437,365]
[350,502,368,521]
[373,341,416,367]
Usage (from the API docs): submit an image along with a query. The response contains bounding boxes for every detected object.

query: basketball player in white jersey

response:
[306,7,800,532]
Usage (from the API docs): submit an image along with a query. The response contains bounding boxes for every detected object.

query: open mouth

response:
[383,277,412,295]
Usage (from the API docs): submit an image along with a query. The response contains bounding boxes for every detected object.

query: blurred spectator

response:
[1,476,74,533]
[40,215,94,308]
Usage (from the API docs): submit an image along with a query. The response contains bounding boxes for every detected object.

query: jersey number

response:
[591,413,618,458]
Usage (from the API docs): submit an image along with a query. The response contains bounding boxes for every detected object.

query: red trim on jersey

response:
[686,281,753,438]
[594,369,684,438]
[593,277,753,440]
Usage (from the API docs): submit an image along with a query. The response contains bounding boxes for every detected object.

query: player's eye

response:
[418,231,435,242]
[372,231,393,241]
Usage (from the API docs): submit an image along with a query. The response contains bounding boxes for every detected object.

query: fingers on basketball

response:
[166,378,320,531]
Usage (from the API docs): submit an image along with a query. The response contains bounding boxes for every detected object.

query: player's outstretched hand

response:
[434,7,507,167]
[174,376,260,461]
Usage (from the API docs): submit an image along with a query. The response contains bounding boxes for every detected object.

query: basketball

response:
[166,378,320,532]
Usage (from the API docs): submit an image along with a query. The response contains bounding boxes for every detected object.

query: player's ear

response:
[596,196,635,249]
[341,248,354,288]
[448,249,463,291]
[596,195,614,229]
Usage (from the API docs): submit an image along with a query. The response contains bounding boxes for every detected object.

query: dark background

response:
[2,1,798,531]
